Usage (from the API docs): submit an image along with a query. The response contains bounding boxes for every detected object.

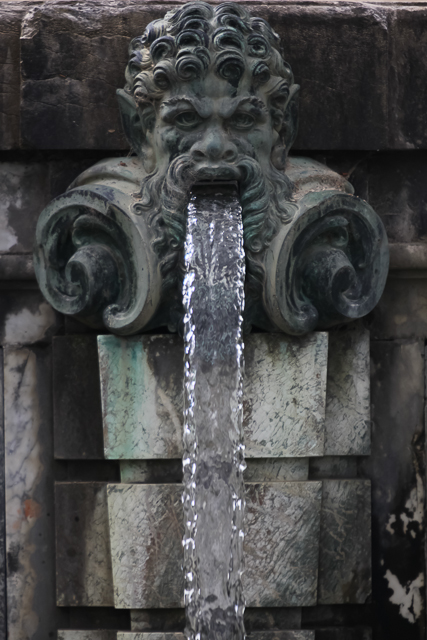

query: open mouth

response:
[193,164,241,182]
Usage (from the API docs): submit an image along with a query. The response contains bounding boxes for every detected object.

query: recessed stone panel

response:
[55,482,114,607]
[318,480,372,605]
[98,333,328,460]
[324,330,370,456]
[107,482,322,609]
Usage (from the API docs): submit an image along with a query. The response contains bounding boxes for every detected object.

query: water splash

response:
[182,185,246,640]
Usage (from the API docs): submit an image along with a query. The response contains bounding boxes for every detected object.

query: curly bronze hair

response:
[121,2,299,293]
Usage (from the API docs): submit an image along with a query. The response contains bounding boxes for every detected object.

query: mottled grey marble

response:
[99,333,328,459]
[107,482,322,609]
[55,482,114,606]
[244,458,309,482]
[325,330,370,456]
[4,346,66,639]
[58,633,117,640]
[318,480,372,604]
[98,335,183,460]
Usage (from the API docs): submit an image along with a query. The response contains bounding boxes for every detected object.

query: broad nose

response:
[191,127,238,163]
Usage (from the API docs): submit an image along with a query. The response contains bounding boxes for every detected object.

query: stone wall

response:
[0,1,426,640]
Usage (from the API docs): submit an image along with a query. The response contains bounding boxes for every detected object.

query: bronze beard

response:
[136,154,295,292]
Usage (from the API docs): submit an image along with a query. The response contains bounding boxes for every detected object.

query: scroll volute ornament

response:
[34,2,389,335]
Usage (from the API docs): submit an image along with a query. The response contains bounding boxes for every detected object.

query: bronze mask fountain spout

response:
[33,3,389,640]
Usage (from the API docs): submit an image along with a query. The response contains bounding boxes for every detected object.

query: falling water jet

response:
[182,182,246,640]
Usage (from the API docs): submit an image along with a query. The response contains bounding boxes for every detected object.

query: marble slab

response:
[4,346,66,639]
[325,330,370,456]
[107,482,322,609]
[318,480,372,604]
[244,458,309,482]
[98,333,328,459]
[58,633,117,640]
[55,482,114,606]
[244,482,322,607]
[244,334,328,457]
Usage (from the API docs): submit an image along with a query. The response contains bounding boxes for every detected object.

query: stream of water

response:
[182,184,246,640]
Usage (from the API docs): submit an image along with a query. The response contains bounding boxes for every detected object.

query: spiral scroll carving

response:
[263,191,389,335]
[34,187,162,334]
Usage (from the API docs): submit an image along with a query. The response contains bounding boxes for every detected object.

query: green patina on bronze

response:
[33,1,389,335]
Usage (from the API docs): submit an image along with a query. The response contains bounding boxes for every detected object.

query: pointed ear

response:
[116,89,144,153]
[282,84,300,151]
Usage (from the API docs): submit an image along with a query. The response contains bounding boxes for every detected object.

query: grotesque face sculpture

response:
[117,1,299,289]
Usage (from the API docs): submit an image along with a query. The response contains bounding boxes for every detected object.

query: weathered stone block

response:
[55,482,114,607]
[270,4,389,150]
[389,9,427,148]
[0,5,25,149]
[244,458,309,482]
[53,336,104,459]
[325,330,370,456]
[0,162,49,254]
[4,346,66,639]
[318,480,372,604]
[98,333,328,459]
[107,482,322,609]
[19,2,390,151]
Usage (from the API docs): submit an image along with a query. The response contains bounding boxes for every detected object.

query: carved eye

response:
[174,111,203,129]
[229,113,255,130]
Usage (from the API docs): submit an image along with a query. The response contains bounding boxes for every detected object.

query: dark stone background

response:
[0,1,426,640]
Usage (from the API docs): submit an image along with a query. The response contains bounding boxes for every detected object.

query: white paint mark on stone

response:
[399,475,424,535]
[0,211,18,251]
[384,570,424,623]
[4,302,56,345]
[386,514,397,534]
